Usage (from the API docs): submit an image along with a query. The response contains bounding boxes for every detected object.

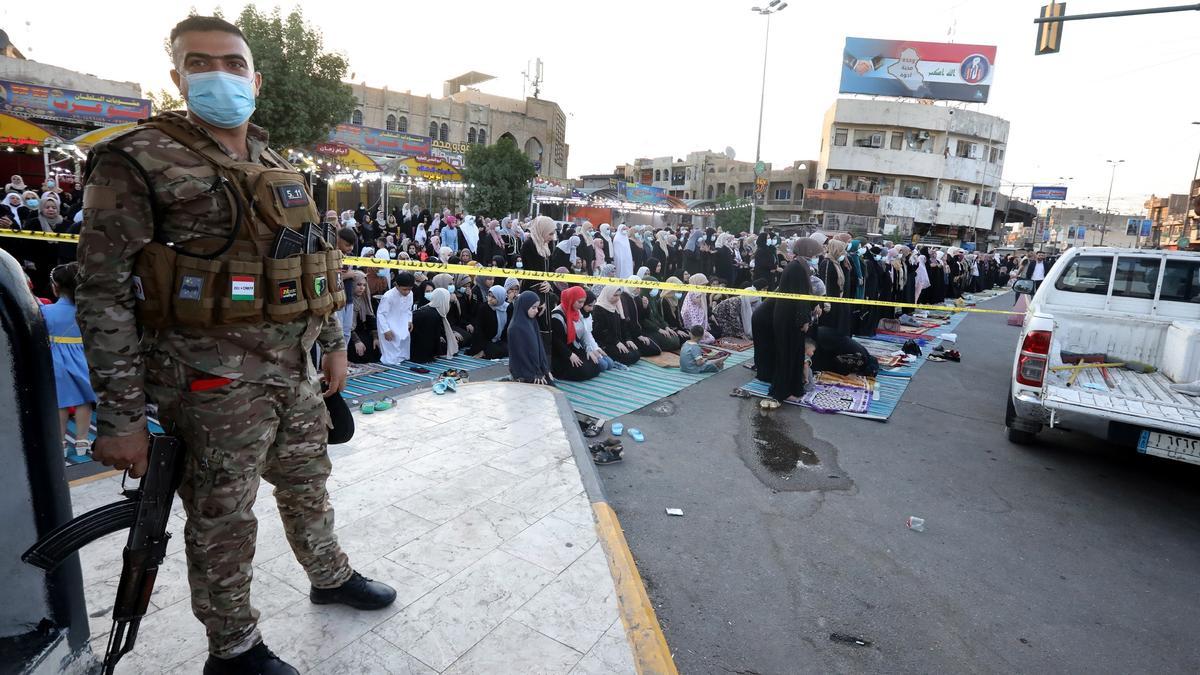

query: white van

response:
[1006,247,1200,464]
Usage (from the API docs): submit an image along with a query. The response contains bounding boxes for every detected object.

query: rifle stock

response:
[22,434,184,674]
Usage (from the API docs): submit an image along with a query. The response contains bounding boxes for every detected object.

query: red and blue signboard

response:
[840,38,996,103]
[0,79,150,125]
[327,123,432,157]
[1030,186,1068,200]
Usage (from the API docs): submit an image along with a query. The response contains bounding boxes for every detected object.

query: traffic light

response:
[1035,2,1066,55]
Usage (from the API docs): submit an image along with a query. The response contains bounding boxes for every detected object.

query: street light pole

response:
[748,1,787,234]
[1099,159,1124,246]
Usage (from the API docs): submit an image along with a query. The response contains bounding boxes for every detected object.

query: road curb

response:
[551,391,678,675]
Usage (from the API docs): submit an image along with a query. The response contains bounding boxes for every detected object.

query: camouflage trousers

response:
[146,359,353,658]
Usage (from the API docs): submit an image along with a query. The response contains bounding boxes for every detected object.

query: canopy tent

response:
[71,122,136,149]
[0,112,53,149]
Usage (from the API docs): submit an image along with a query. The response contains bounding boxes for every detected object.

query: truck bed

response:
[1043,367,1200,436]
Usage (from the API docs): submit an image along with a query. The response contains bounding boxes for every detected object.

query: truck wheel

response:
[1005,396,1039,445]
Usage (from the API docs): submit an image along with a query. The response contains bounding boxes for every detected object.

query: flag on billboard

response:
[840,38,996,103]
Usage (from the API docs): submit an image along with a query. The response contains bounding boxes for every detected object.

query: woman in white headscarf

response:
[598,223,614,251]
[679,273,714,344]
[415,218,428,246]
[612,224,634,279]
[461,215,479,254]
[551,235,580,270]
[914,254,931,304]
[591,285,641,366]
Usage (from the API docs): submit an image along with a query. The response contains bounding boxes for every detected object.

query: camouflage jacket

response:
[75,112,344,437]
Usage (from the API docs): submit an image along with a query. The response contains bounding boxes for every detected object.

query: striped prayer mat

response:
[740,374,909,422]
[557,348,754,420]
[341,354,501,400]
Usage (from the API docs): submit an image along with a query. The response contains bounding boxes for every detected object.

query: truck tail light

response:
[1016,330,1052,387]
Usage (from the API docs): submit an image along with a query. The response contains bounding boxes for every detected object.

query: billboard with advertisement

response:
[840,38,996,103]
[614,180,670,205]
[1030,186,1068,200]
[327,123,432,157]
[1126,218,1153,237]
[0,78,150,126]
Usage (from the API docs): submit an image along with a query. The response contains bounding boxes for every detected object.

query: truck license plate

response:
[1138,430,1200,465]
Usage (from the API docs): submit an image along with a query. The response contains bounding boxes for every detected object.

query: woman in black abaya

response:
[764,261,813,407]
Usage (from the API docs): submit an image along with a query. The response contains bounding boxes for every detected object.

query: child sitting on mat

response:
[680,325,728,374]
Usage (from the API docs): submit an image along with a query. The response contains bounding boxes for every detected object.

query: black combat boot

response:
[203,642,298,675]
[310,571,397,610]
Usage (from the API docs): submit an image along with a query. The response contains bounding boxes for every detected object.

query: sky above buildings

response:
[4,0,1195,212]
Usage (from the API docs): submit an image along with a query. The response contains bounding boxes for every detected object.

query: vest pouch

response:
[301,252,334,316]
[325,248,347,310]
[264,256,308,323]
[132,242,177,330]
[172,255,221,327]
[252,169,320,232]
[218,257,265,324]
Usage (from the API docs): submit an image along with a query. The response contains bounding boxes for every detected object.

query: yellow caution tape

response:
[50,336,84,344]
[341,256,1020,315]
[0,229,1020,315]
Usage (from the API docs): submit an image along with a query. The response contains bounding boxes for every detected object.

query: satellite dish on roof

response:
[724,146,736,160]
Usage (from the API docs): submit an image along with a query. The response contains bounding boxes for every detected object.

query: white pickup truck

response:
[1006,247,1200,465]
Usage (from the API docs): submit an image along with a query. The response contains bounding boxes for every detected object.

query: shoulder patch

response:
[83,185,118,210]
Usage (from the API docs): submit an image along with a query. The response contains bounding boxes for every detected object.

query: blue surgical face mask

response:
[837,255,846,262]
[25,198,39,209]
[673,292,683,300]
[447,284,456,294]
[185,71,257,129]
[875,255,883,262]
[809,256,820,266]
[376,268,389,279]
[516,261,524,269]
[650,289,660,297]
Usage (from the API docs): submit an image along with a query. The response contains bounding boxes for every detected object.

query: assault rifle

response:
[23,435,184,674]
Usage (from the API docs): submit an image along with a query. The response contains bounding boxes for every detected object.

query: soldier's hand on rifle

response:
[92,428,150,478]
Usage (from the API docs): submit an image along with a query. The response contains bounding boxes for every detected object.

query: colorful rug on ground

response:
[557,347,755,420]
[342,354,501,401]
[716,337,754,352]
[740,374,908,422]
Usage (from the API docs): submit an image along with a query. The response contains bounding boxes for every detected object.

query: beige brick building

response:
[346,72,569,178]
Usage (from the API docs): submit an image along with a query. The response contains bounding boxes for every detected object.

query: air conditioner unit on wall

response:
[904,186,921,198]
[917,131,930,141]
[870,133,884,148]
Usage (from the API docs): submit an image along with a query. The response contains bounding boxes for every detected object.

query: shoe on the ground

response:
[310,571,397,610]
[203,642,297,675]
[592,449,623,465]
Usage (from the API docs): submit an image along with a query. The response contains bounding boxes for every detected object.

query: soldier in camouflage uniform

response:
[75,16,395,675]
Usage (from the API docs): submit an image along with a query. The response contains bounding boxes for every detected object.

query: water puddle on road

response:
[752,411,819,473]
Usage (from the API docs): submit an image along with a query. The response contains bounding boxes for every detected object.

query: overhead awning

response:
[0,112,52,148]
[71,122,137,149]
[310,143,379,172]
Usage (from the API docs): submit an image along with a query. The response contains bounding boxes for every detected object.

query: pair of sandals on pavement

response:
[433,368,469,395]
[359,397,397,414]
[928,345,961,362]
[590,422,644,464]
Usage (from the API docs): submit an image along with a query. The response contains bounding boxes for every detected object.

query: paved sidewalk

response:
[69,382,653,674]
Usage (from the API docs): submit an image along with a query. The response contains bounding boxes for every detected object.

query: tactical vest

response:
[93,114,346,330]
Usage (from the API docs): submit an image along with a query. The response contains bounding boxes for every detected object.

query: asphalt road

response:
[600,295,1200,675]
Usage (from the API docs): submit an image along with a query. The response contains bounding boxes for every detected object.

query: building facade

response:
[1046,205,1145,248]
[1145,193,1191,249]
[622,151,818,226]
[346,74,569,178]
[815,98,1009,245]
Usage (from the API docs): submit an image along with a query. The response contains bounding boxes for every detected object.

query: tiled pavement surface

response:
[70,382,636,674]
